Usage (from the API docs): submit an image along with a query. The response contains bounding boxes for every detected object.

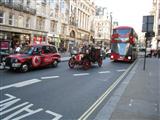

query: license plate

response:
[118,57,124,60]
[5,66,10,69]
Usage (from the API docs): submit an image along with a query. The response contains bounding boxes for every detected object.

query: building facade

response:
[94,7,113,49]
[68,0,96,51]
[0,0,96,52]
[151,0,160,49]
[0,0,48,49]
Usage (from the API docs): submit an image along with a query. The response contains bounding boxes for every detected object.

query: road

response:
[0,58,131,120]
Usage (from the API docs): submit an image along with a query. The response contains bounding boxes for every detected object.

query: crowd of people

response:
[149,49,160,58]
[10,41,30,54]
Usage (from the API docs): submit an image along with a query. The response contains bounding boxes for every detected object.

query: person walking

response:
[157,49,160,59]
[15,44,21,53]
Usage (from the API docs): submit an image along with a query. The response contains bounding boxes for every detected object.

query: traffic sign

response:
[142,16,154,32]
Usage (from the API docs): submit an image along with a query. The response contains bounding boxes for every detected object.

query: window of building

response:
[50,20,56,32]
[0,11,4,24]
[36,17,44,30]
[7,0,13,4]
[27,0,30,6]
[8,13,13,25]
[18,15,24,27]
[14,15,18,26]
[26,17,30,28]
[20,0,24,4]
[61,24,65,34]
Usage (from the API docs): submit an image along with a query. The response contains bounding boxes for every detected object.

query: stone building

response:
[94,7,112,49]
[0,0,48,49]
[151,0,160,49]
[0,0,96,52]
[67,0,96,51]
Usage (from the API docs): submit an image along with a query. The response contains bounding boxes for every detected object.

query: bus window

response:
[113,29,131,35]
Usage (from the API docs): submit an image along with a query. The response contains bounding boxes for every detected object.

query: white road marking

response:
[116,69,126,72]
[46,110,63,120]
[98,71,111,74]
[0,94,62,120]
[78,60,137,120]
[41,76,60,80]
[0,79,41,90]
[2,104,43,120]
[73,73,90,76]
[0,94,16,104]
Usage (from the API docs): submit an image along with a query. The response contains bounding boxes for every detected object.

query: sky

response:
[94,0,153,33]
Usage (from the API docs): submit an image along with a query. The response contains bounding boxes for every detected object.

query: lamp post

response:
[110,12,112,49]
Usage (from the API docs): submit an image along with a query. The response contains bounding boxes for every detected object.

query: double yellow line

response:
[78,60,137,120]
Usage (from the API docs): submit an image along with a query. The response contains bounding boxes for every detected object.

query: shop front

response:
[47,33,61,48]
[0,25,47,50]
[0,31,30,51]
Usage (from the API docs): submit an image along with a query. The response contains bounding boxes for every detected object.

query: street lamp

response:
[110,12,112,49]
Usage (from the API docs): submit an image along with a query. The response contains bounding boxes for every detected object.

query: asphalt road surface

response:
[0,58,131,120]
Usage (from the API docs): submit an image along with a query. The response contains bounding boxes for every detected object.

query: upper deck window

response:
[113,28,131,35]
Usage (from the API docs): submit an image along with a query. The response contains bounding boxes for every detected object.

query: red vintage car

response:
[4,44,61,72]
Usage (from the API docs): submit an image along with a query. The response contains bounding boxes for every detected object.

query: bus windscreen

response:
[111,43,130,56]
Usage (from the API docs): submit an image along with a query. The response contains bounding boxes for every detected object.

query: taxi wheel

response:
[20,63,29,72]
[52,60,58,67]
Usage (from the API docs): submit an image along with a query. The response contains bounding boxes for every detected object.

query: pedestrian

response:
[15,44,21,53]
[157,49,160,59]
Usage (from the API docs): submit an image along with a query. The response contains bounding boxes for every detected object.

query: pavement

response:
[95,57,160,120]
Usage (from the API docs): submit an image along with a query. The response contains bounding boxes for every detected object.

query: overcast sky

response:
[94,0,153,33]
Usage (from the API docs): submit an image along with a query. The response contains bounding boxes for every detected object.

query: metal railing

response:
[0,1,36,15]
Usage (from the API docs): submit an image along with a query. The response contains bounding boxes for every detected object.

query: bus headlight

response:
[128,56,131,60]
[111,55,114,59]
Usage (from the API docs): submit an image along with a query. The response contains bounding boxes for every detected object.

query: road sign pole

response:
[143,37,147,70]
[142,15,154,70]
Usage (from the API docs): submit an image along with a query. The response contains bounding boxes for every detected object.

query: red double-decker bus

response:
[110,26,138,62]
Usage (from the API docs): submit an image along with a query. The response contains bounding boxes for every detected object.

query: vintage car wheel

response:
[98,58,102,67]
[20,63,29,72]
[68,58,75,69]
[83,59,91,70]
[52,60,58,67]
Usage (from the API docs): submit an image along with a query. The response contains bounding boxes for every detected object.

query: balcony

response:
[13,2,23,11]
[36,11,47,18]
[0,2,36,15]
[4,2,14,9]
[23,6,36,15]
[69,21,77,26]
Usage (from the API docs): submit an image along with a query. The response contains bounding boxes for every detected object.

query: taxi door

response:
[42,46,53,65]
[32,47,44,67]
